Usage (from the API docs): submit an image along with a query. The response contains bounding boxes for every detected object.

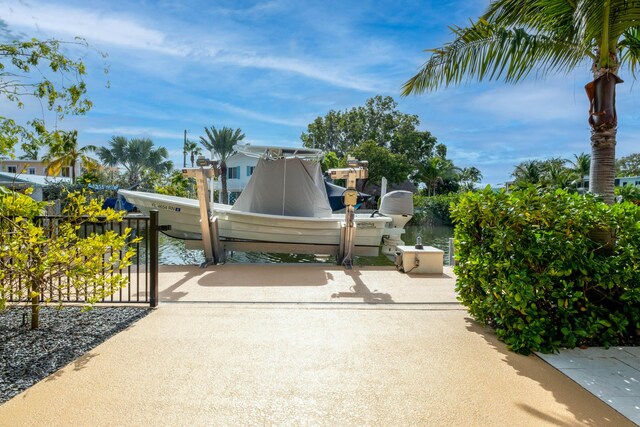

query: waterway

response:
[157,224,455,266]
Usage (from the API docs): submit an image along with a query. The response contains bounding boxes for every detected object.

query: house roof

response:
[0,172,71,187]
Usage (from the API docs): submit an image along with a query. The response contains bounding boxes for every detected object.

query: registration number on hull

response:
[151,203,181,212]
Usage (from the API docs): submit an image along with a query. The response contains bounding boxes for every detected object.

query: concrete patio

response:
[0,265,636,426]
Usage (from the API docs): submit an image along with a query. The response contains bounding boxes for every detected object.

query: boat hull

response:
[118,190,393,250]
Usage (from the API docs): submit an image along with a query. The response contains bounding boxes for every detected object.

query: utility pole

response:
[183,129,187,168]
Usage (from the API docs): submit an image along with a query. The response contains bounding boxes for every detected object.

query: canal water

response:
[157,224,455,266]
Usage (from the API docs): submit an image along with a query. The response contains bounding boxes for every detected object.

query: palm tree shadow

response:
[464,318,628,426]
[331,269,393,303]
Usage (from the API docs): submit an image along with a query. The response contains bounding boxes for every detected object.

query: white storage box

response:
[395,245,444,274]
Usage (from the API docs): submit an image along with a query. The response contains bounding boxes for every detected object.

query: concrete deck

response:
[0,265,636,426]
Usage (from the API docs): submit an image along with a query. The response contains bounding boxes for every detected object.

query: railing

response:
[1,210,161,307]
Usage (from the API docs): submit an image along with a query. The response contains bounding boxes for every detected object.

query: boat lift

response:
[183,156,368,268]
[328,158,368,268]
[182,157,224,267]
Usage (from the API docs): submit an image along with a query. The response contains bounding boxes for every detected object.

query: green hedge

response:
[412,193,460,226]
[451,187,640,354]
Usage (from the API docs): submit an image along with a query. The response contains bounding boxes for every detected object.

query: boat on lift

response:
[118,145,413,259]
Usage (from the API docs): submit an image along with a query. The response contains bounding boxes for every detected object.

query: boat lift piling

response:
[329,159,368,268]
[182,157,224,267]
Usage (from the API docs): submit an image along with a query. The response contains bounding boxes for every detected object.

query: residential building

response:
[0,158,82,179]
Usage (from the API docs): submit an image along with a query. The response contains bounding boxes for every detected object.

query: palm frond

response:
[402,20,589,95]
[484,0,577,38]
[575,0,640,44]
[619,26,640,77]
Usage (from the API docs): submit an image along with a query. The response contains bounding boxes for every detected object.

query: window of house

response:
[28,167,36,175]
[7,165,17,173]
[246,166,255,176]
[227,166,240,179]
[61,166,71,178]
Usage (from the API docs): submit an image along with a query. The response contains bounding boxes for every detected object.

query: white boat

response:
[118,152,413,257]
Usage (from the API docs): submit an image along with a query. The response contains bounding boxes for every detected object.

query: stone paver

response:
[538,347,640,424]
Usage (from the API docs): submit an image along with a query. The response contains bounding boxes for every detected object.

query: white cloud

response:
[203,100,311,127]
[3,1,184,56]
[84,126,183,140]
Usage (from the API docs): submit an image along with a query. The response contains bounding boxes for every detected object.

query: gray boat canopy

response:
[231,157,333,218]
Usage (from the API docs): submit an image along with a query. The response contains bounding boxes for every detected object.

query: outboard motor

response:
[379,190,414,257]
[379,190,413,229]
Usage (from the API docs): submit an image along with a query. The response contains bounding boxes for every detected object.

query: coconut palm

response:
[402,0,640,204]
[95,136,172,187]
[570,152,591,189]
[43,130,97,182]
[199,126,245,204]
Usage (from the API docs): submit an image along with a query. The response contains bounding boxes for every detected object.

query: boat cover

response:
[231,157,332,217]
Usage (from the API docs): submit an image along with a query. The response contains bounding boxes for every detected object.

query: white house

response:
[223,151,259,203]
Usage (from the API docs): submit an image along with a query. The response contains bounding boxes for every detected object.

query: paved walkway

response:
[0,265,636,426]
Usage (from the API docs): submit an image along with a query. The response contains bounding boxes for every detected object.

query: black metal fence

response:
[1,210,160,307]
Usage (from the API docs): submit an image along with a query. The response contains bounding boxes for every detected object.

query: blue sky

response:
[2,0,639,186]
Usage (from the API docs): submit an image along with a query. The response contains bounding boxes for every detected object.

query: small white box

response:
[395,245,444,274]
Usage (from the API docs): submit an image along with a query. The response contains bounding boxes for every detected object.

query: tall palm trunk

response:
[220,162,229,204]
[590,128,617,204]
[586,71,623,204]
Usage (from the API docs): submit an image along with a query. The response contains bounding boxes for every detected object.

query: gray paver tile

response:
[561,366,640,398]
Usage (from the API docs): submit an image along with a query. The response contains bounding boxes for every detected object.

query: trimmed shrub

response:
[451,187,640,354]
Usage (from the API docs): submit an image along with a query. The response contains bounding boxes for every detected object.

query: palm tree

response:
[95,136,172,187]
[513,160,543,186]
[184,140,202,167]
[460,166,483,191]
[541,157,571,189]
[199,126,245,204]
[43,130,96,182]
[570,152,591,189]
[402,0,640,204]
[419,157,461,196]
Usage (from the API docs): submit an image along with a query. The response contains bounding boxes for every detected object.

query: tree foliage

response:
[1,37,99,156]
[199,125,245,204]
[94,136,172,188]
[350,140,411,190]
[403,0,640,203]
[42,130,97,182]
[301,95,419,154]
[452,187,640,354]
[0,190,139,329]
[302,96,479,194]
[616,153,640,177]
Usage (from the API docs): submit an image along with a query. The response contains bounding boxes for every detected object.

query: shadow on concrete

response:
[331,269,393,303]
[406,272,455,279]
[196,265,332,288]
[464,318,633,426]
[159,267,208,301]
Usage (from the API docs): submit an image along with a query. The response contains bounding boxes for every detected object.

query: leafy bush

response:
[412,193,460,226]
[615,185,640,204]
[0,190,140,328]
[451,187,640,354]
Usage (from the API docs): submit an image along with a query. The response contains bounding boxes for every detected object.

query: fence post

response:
[448,237,455,266]
[149,210,159,307]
